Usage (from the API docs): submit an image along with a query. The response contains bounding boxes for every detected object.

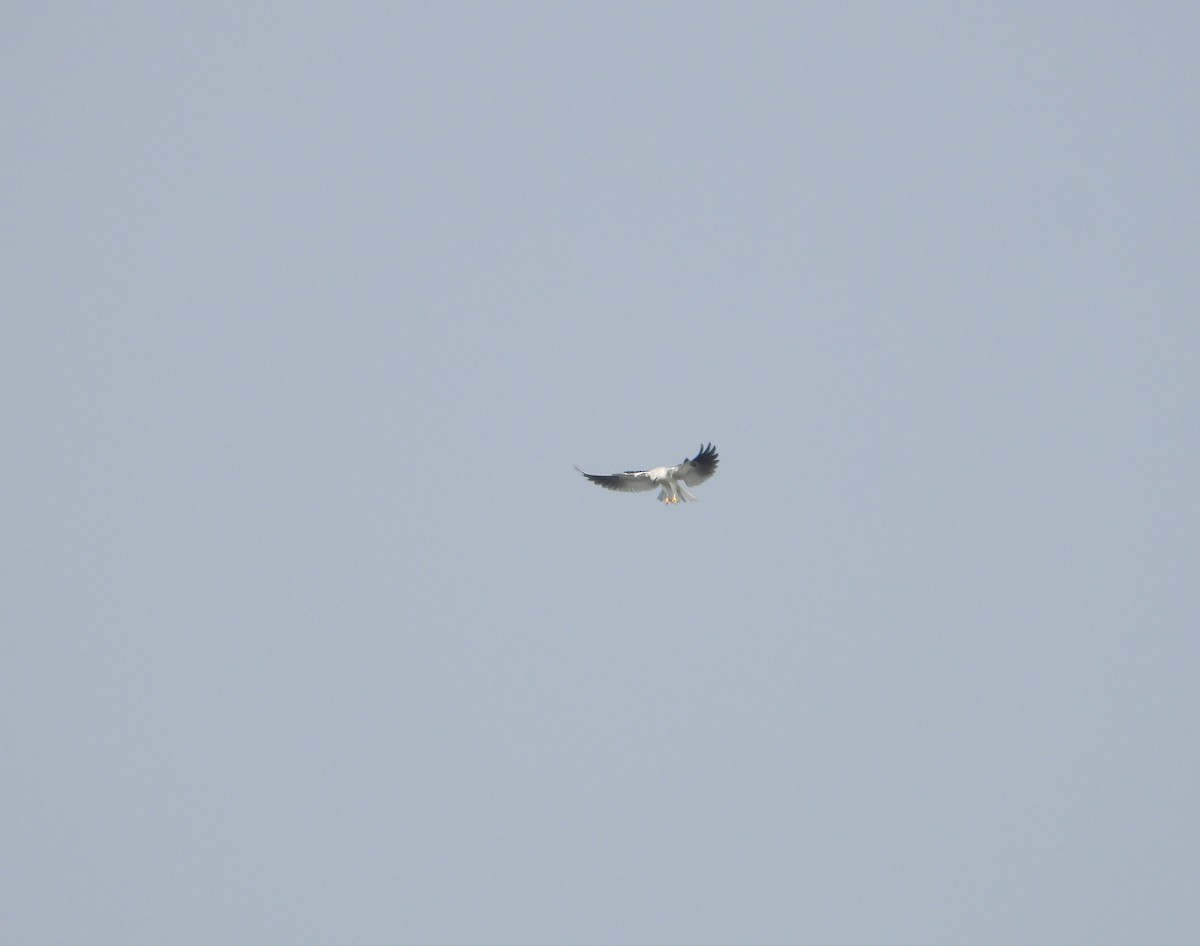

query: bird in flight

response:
[575,443,719,504]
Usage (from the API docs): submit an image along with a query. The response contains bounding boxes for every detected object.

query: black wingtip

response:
[687,442,718,476]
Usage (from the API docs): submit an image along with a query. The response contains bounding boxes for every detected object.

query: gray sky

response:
[4,3,1198,943]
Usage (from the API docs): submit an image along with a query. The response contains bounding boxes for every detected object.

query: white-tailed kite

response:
[575,443,719,504]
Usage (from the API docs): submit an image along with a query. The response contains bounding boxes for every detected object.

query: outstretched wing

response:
[574,465,659,493]
[677,443,719,486]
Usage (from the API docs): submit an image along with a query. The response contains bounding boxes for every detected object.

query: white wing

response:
[574,465,659,493]
[678,443,719,486]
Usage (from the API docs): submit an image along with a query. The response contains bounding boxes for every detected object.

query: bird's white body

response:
[644,466,699,503]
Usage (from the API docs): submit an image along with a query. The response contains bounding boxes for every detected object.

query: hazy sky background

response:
[4,3,1198,943]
